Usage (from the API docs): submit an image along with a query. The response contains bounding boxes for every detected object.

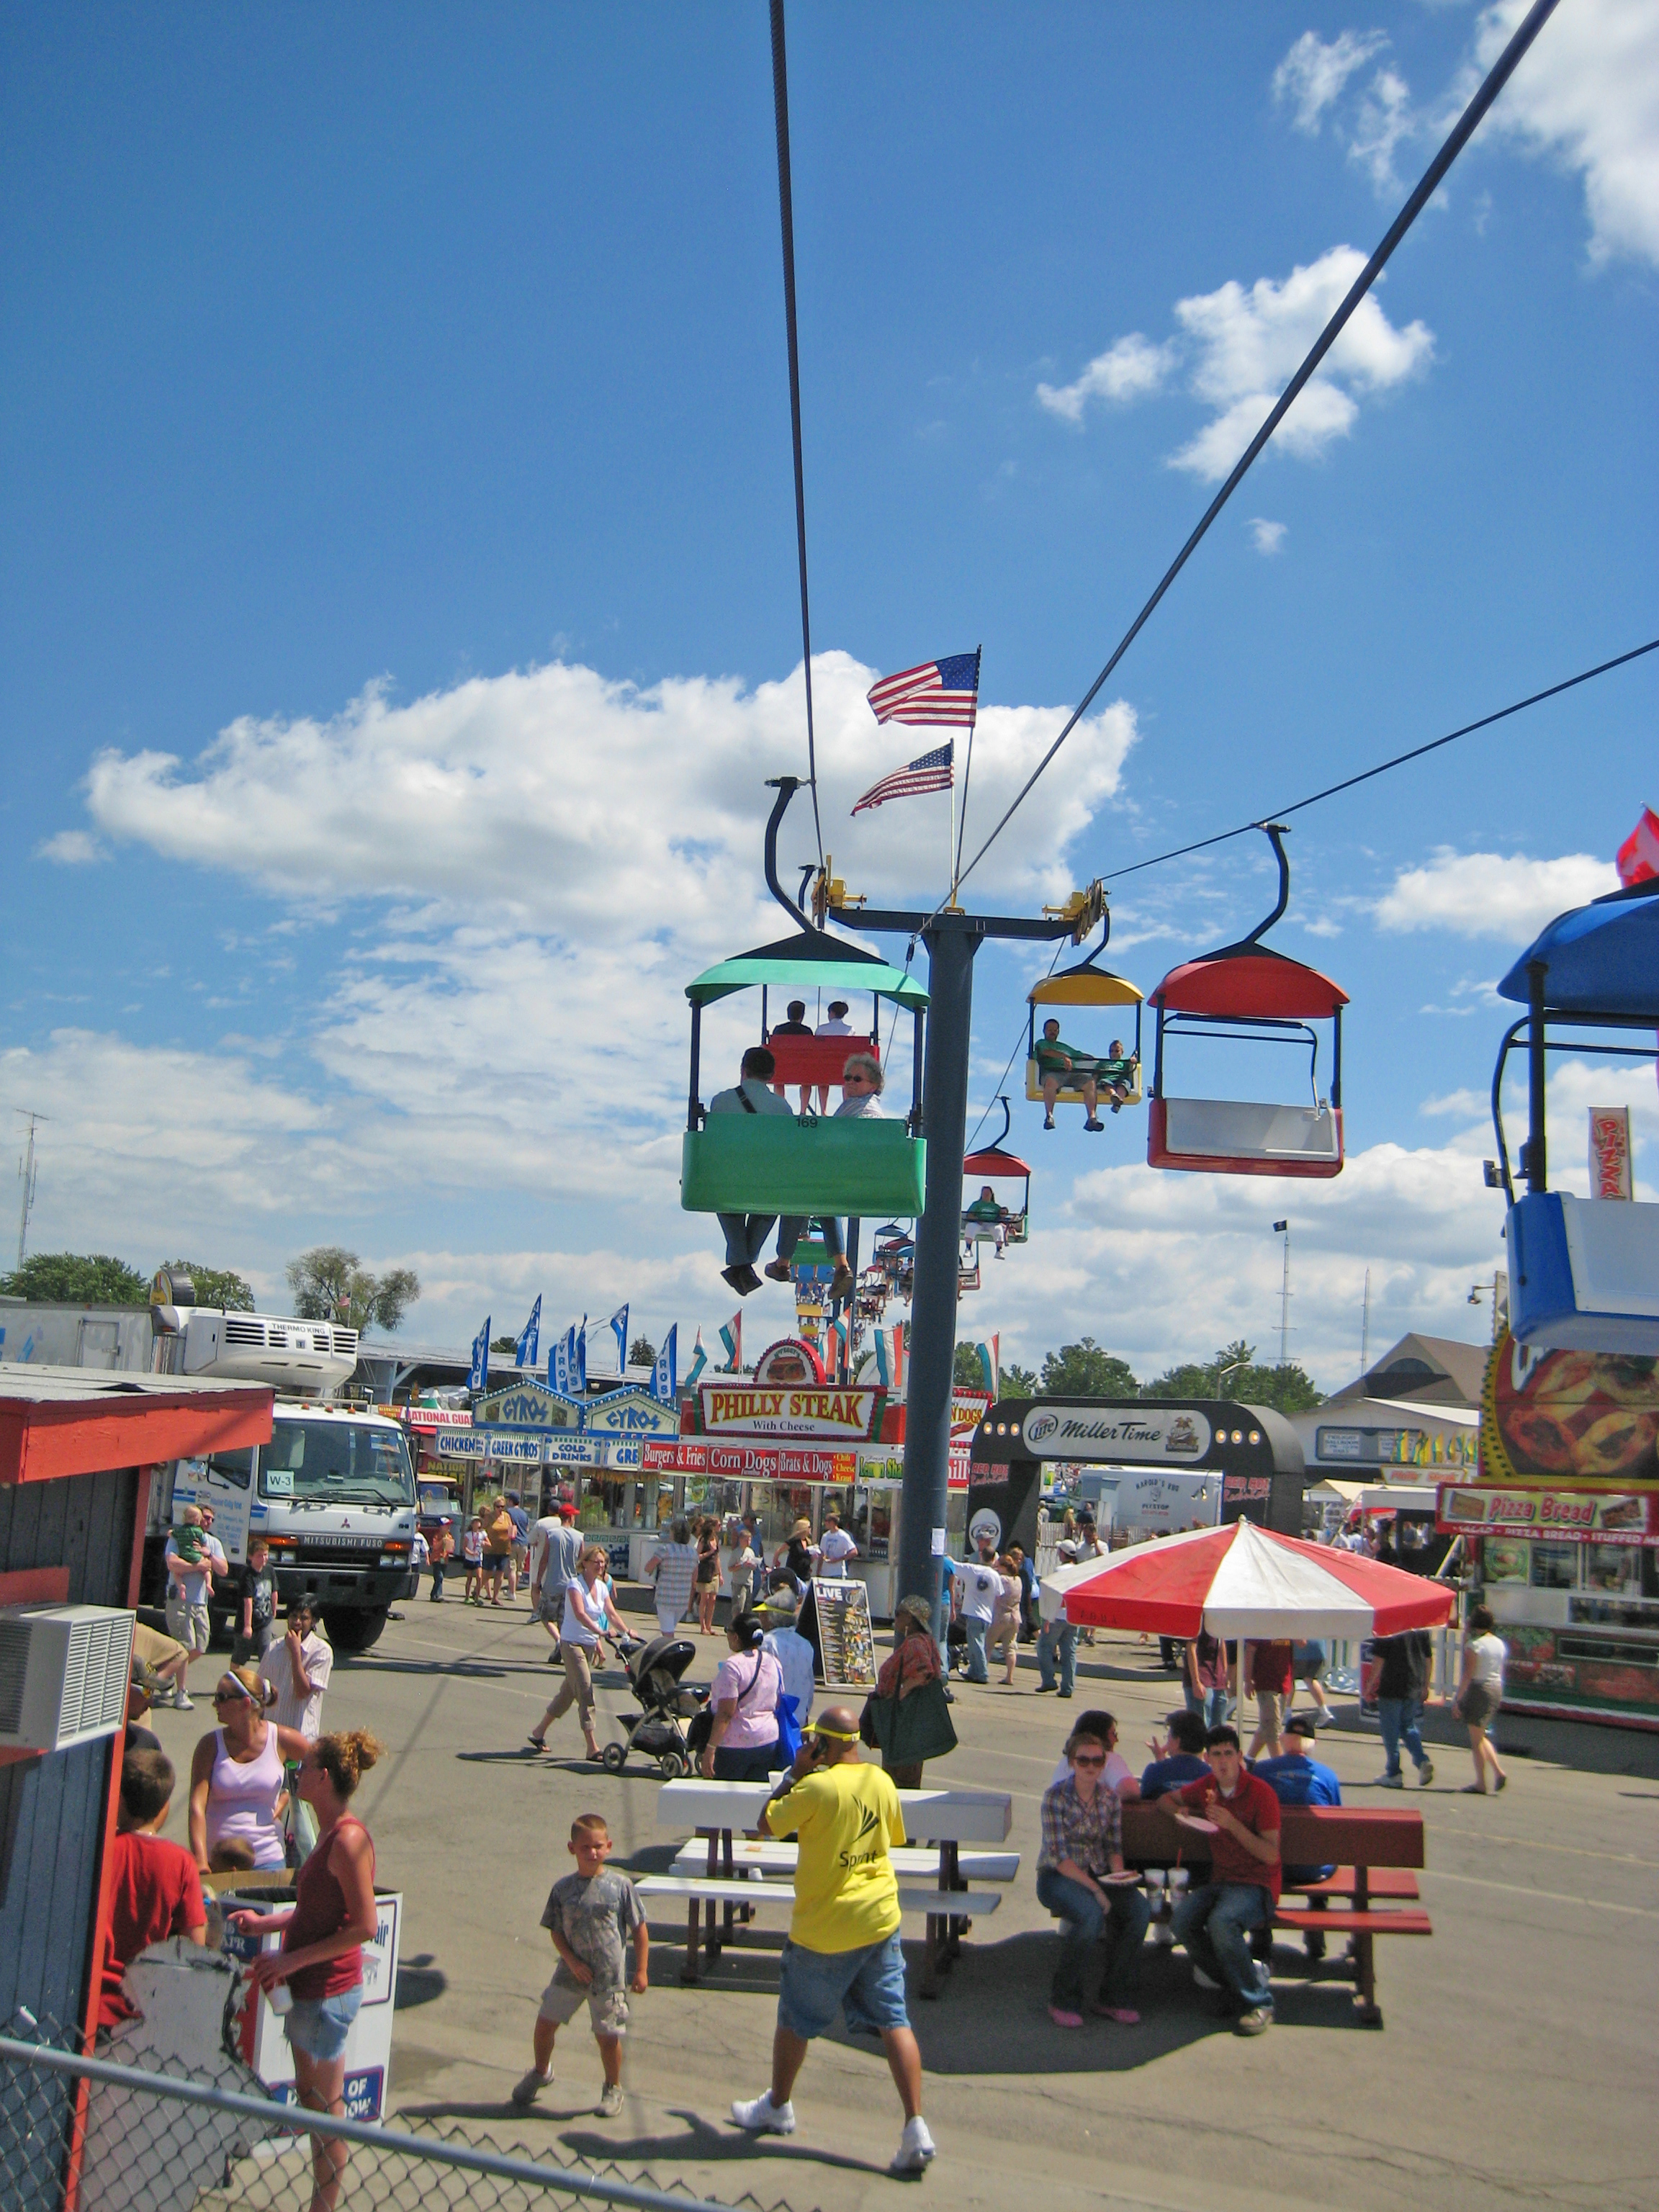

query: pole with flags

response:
[468,1318,491,1395]
[514,1296,541,1370]
[863,650,979,902]
[608,1304,630,1374]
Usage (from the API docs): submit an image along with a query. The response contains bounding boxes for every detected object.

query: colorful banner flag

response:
[575,1316,588,1393]
[685,1328,709,1390]
[468,1317,491,1395]
[718,1310,742,1372]
[608,1303,629,1371]
[514,1295,541,1370]
[976,1334,999,1398]
[652,1324,678,1405]
[1616,806,1659,886]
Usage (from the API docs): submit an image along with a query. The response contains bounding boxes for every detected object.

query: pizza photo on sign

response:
[1483,1333,1659,1488]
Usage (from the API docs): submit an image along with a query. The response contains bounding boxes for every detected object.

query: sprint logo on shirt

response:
[837,1803,886,1871]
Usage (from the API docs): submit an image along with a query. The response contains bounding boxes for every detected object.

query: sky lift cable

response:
[938,0,1562,916]
[769,0,824,870]
[1100,635,1659,886]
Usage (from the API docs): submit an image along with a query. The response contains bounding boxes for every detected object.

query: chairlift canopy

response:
[686,929,928,1010]
[1497,881,1659,1019]
[1151,949,1347,1022]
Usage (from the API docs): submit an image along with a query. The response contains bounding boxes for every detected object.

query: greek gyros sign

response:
[1020,1406,1212,1462]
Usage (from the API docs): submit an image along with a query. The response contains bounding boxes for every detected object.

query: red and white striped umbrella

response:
[1040,1519,1455,1640]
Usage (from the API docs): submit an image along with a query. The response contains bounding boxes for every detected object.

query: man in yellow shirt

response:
[729,1707,937,2174]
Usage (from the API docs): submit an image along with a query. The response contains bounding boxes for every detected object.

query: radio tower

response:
[1272,1219,1291,1367]
[15,1110,46,1271]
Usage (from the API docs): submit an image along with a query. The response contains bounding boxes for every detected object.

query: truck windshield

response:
[259,1420,415,1509]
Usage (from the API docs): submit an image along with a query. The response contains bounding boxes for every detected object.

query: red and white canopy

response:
[1040,1519,1455,1640]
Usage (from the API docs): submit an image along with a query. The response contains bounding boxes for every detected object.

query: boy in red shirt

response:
[1156,1724,1281,2035]
[98,1747,207,2029]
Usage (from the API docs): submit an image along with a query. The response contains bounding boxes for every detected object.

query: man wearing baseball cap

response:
[1255,1709,1344,1958]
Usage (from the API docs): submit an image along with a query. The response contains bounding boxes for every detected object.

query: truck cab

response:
[148,1298,418,1653]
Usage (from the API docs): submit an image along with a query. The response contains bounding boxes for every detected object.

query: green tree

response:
[284,1247,420,1334]
[1000,1360,1038,1398]
[1141,1342,1321,1414]
[1039,1336,1141,1398]
[159,1261,255,1312]
[629,1336,657,1367]
[491,1334,518,1354]
[0,1252,148,1304]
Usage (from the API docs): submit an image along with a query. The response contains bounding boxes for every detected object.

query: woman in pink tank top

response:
[230,1728,383,2212]
[187,1666,312,1873]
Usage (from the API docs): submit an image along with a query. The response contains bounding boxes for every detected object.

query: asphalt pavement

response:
[145,1588,1658,2212]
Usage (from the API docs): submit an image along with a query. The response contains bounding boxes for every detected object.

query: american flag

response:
[866,650,981,729]
[851,742,954,817]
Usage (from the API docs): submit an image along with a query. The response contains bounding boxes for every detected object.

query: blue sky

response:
[2,1,1655,1387]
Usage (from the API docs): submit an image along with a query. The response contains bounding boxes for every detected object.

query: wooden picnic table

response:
[1121,1802,1429,2026]
[654,1778,1015,1993]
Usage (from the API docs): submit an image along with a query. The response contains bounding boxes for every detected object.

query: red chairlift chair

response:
[1147,825,1347,1179]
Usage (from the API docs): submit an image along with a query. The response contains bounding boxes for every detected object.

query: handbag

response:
[775,1691,804,1766]
[860,1678,958,1769]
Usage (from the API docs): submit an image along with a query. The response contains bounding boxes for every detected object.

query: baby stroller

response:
[599,1632,702,1777]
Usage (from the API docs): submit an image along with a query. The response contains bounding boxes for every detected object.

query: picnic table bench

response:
[1122,1802,1429,2026]
[652,1778,1017,1993]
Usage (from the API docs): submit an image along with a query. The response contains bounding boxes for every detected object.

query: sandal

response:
[526,1735,547,1753]
[1460,1783,1488,1794]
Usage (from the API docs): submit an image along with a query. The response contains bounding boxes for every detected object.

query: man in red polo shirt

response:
[1156,1724,1281,2035]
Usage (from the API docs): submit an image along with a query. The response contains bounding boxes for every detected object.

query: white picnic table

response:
[652,1777,1016,1990]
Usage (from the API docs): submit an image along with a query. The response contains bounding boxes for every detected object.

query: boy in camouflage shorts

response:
[513,1815,647,2118]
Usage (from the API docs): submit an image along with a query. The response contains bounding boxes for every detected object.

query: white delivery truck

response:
[145,1290,419,1653]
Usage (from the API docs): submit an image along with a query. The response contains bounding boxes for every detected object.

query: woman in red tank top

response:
[229,1729,382,2212]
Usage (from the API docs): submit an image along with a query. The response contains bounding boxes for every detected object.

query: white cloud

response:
[1350,65,1416,196]
[1035,334,1178,424]
[79,652,1136,936]
[1273,28,1389,135]
[1037,247,1434,481]
[1470,0,1659,266]
[1167,246,1434,479]
[1247,518,1287,555]
[37,829,105,865]
[1373,848,1619,941]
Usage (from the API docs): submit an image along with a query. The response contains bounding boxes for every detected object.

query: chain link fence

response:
[0,2013,802,2212]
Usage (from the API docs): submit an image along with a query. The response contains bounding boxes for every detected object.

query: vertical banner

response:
[1588,1106,1632,1199]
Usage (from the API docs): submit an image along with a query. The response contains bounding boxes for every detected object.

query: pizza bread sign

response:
[1480,1329,1659,1491]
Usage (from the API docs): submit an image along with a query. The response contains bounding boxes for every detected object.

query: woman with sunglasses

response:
[1035,1726,1151,2028]
[230,1729,382,2212]
[186,1664,313,1874]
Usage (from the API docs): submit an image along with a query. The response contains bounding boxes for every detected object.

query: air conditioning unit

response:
[161,1310,359,1396]
[0,1605,135,1752]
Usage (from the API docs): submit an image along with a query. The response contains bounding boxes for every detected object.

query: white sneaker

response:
[1151,1923,1175,1946]
[172,1692,194,1711]
[891,2116,937,2175]
[1192,1966,1221,1991]
[731,2092,796,2136]
[511,2067,554,2106]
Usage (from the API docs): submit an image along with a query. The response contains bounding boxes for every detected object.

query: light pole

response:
[1272,1218,1291,1367]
